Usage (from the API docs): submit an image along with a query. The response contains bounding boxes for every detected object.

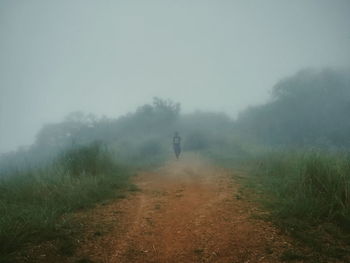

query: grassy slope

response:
[208,149,350,261]
[0,143,133,262]
[249,151,350,260]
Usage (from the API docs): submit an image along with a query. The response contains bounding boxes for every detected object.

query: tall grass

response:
[244,151,350,259]
[0,142,131,262]
[251,151,350,227]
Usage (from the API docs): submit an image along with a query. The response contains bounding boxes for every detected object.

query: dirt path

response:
[57,153,295,263]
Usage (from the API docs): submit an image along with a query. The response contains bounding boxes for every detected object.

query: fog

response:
[1,0,350,154]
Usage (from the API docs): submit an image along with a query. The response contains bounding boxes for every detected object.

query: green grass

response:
[280,249,308,261]
[250,151,350,226]
[246,150,350,260]
[207,146,350,260]
[0,142,131,262]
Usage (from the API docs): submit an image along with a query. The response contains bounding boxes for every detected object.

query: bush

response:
[139,140,163,157]
[184,131,210,151]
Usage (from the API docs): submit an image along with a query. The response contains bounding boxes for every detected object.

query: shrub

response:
[184,131,210,151]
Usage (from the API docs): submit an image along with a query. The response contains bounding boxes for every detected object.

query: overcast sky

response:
[1,0,350,153]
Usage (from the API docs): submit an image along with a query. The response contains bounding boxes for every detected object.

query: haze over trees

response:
[2,68,349,172]
[236,69,350,148]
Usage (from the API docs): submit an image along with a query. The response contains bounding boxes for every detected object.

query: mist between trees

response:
[1,68,350,261]
[1,68,350,172]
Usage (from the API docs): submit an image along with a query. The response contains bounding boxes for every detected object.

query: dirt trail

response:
[17,153,298,263]
[58,153,294,263]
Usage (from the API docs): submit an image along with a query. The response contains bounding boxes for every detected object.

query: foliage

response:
[250,151,350,225]
[0,97,180,173]
[184,131,210,151]
[236,69,350,148]
[0,143,131,262]
[243,150,350,259]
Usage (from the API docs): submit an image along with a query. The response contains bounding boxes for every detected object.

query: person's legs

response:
[173,144,181,159]
[176,146,181,159]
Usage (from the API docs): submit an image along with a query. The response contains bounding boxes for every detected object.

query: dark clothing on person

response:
[173,135,181,145]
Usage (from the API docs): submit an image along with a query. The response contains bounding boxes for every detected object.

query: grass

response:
[250,151,350,227]
[280,249,308,261]
[207,146,350,260]
[0,142,132,262]
[246,150,350,260]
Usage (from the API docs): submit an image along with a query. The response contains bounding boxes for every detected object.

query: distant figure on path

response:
[173,131,181,160]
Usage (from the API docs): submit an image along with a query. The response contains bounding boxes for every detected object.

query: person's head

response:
[174,131,179,136]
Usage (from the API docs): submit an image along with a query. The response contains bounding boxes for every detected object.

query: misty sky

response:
[1,0,350,153]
